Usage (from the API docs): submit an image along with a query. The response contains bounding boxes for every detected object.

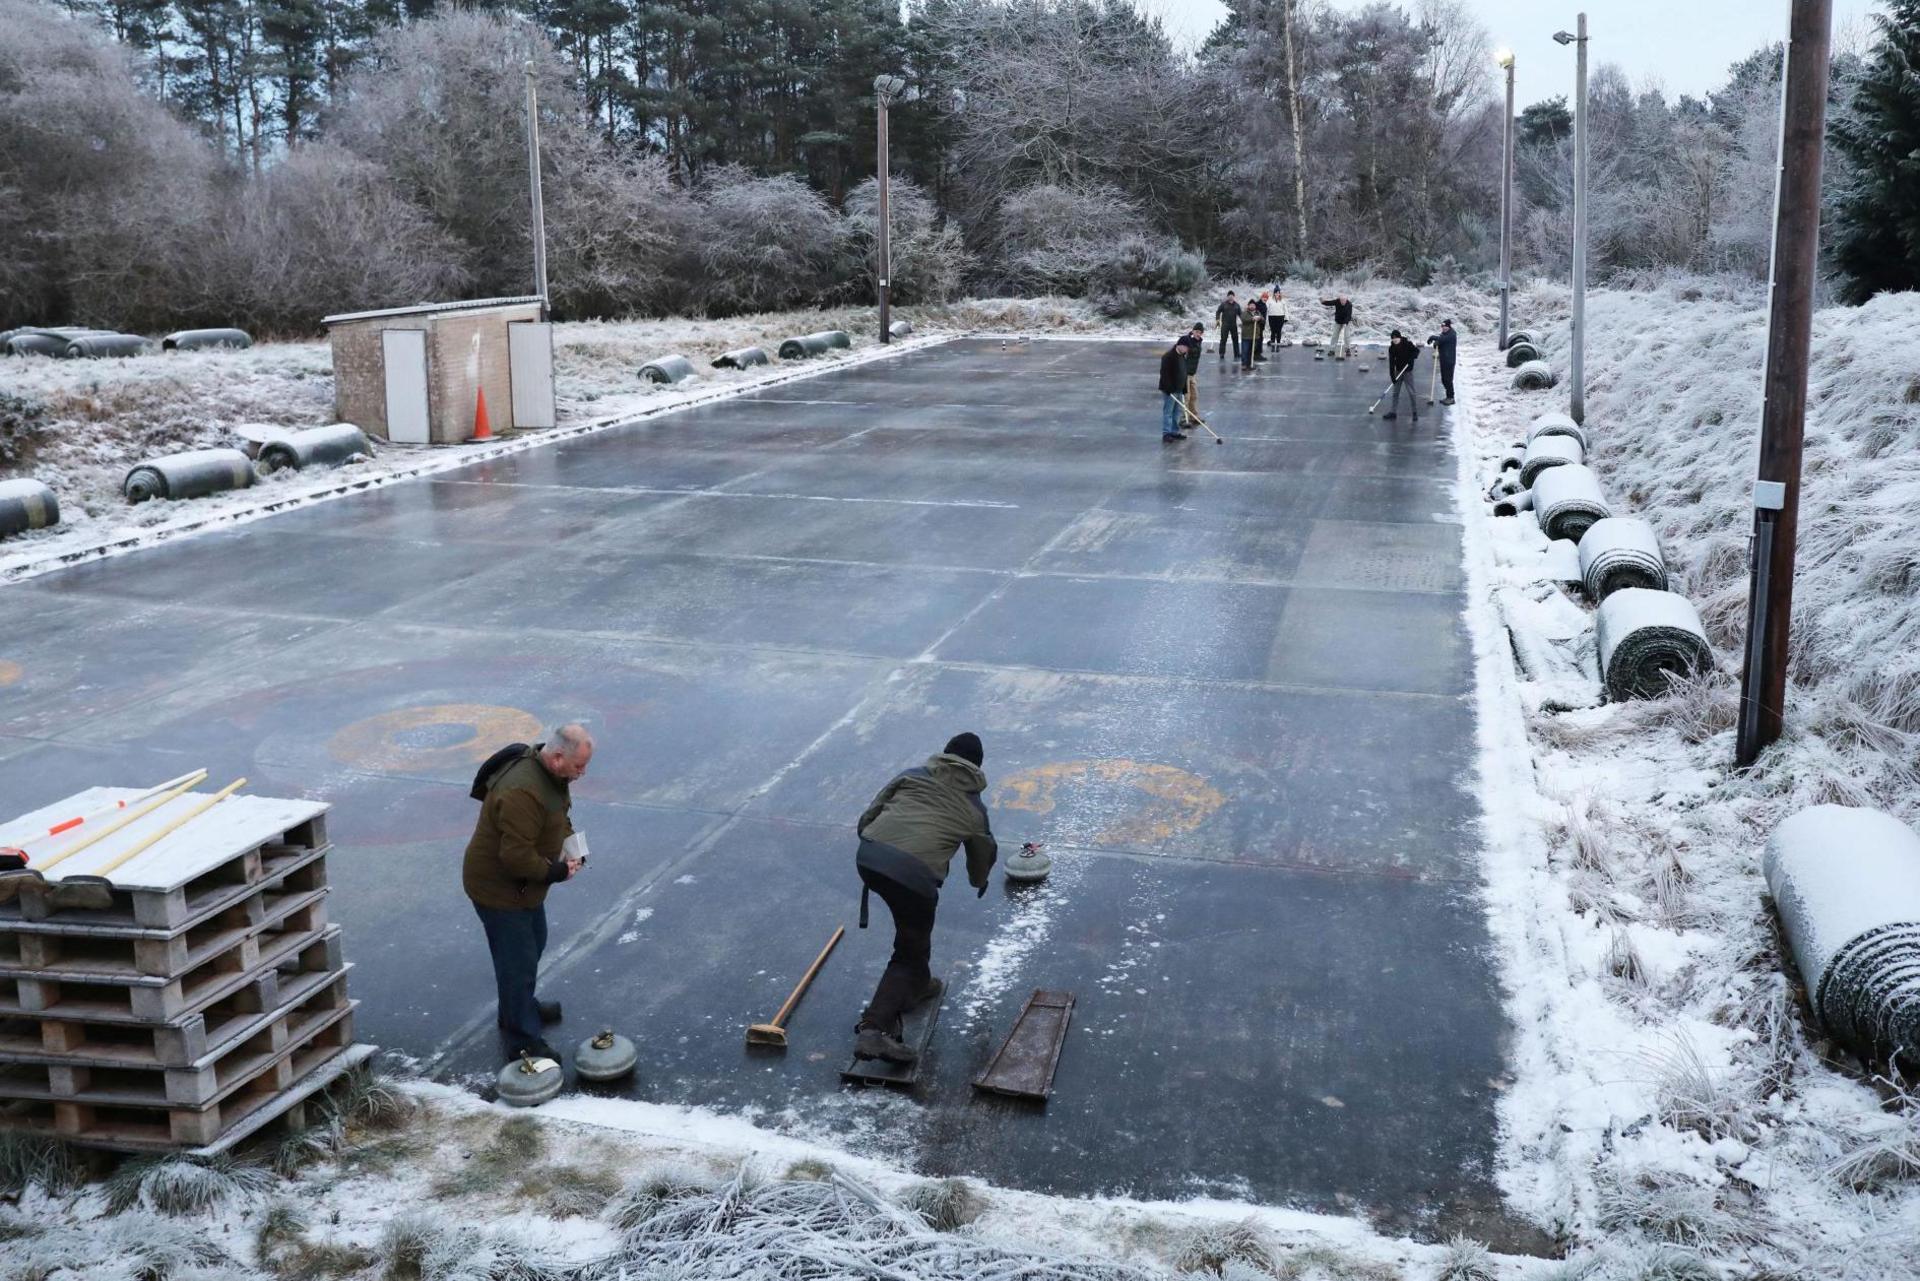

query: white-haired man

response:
[463,724,592,1061]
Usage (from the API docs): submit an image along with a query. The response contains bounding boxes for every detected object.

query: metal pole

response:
[1498,59,1515,349]
[1736,0,1833,768]
[876,97,892,344]
[524,61,549,318]
[1570,13,1587,425]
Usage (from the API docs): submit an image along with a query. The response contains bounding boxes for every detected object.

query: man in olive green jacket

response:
[464,724,592,1060]
[852,732,998,1064]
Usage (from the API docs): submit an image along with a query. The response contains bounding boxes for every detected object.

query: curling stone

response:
[1004,841,1052,883]
[575,1028,637,1081]
[497,1050,564,1107]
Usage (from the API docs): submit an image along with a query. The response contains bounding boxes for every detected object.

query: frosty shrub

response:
[1432,1235,1498,1281]
[905,1177,988,1232]
[693,167,851,316]
[208,144,472,335]
[603,1160,725,1231]
[1088,238,1207,318]
[0,1133,84,1198]
[104,1153,272,1217]
[842,176,972,305]
[0,390,49,468]
[995,183,1149,294]
[1169,1219,1279,1276]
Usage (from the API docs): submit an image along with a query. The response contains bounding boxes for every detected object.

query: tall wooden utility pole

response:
[1736,0,1834,767]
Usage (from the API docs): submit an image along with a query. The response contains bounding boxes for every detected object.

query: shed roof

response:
[322,296,543,326]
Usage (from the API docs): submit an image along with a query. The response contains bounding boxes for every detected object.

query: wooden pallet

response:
[0,924,342,1027]
[3,818,328,925]
[1,904,333,1023]
[0,986,357,1109]
[0,884,330,982]
[0,1035,373,1152]
[0,964,353,1069]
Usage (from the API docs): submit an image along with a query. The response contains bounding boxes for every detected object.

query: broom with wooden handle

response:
[747,926,845,1048]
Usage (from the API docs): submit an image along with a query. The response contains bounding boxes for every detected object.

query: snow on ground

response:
[1456,276,1920,1277]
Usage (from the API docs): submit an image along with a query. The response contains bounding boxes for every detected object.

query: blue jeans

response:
[474,902,547,1052]
[1162,393,1183,436]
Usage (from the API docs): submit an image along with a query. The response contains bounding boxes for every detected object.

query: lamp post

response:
[524,60,549,318]
[1736,0,1834,768]
[873,74,906,344]
[1495,48,1515,350]
[1553,16,1588,424]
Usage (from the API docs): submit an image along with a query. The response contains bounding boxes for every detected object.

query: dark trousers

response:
[857,866,937,1036]
[1218,326,1238,359]
[1241,329,1256,369]
[1440,357,1456,400]
[1269,315,1286,345]
[474,901,547,1052]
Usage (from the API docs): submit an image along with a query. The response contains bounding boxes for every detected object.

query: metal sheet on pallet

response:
[973,989,1074,1100]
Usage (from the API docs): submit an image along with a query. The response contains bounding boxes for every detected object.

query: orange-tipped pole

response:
[471,387,493,441]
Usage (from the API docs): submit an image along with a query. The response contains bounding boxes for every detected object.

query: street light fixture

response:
[874,74,907,344]
[1495,49,1516,349]
[1554,16,1589,424]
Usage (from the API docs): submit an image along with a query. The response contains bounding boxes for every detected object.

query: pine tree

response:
[1829,0,1920,303]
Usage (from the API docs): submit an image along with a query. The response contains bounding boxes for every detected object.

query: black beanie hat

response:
[943,732,984,767]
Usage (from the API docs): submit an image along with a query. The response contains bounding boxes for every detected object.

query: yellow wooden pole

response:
[34,771,209,873]
[90,778,246,880]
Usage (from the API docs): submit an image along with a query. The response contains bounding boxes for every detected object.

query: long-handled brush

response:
[746,926,844,1048]
[1368,364,1414,414]
[1178,400,1226,444]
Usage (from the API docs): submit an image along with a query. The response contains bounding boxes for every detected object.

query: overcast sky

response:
[1133,0,1887,104]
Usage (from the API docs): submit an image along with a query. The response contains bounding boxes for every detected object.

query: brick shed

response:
[323,297,555,445]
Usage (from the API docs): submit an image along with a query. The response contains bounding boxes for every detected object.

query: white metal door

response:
[381,329,430,444]
[508,321,556,430]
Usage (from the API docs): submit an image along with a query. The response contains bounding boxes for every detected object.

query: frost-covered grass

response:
[1458,274,1920,1277]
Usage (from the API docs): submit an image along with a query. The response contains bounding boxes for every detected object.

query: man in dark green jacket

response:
[463,724,591,1060]
[852,732,998,1063]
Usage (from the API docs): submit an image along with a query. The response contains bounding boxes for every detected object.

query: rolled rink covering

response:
[258,423,371,473]
[1492,489,1534,517]
[1505,340,1542,368]
[1507,328,1540,349]
[1595,588,1712,700]
[639,354,697,384]
[1520,433,1585,488]
[65,333,148,358]
[1765,806,1920,1068]
[4,328,109,357]
[1511,359,1557,391]
[1528,411,1589,452]
[0,479,60,538]
[888,320,913,339]
[1579,517,1668,599]
[1497,447,1525,474]
[1532,463,1611,543]
[162,328,252,352]
[712,346,769,370]
[123,448,256,503]
[777,330,851,360]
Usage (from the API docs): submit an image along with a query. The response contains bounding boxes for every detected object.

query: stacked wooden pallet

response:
[0,787,373,1153]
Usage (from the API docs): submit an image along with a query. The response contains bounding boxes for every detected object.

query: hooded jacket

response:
[1321,297,1354,325]
[856,753,997,893]
[1427,327,1457,365]
[1160,346,1189,395]
[463,748,575,910]
[1214,298,1242,331]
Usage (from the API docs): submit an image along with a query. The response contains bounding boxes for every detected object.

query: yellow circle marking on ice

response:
[328,703,544,773]
[994,758,1226,847]
[0,660,21,687]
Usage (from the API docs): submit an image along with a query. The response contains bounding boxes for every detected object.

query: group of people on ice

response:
[1156,288,1458,441]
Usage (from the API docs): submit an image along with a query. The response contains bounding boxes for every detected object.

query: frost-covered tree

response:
[1829,0,1920,303]
[691,167,851,316]
[842,176,972,305]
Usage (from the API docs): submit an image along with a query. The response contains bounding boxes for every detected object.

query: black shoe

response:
[1443,397,1456,405]
[854,1026,918,1064]
[915,977,946,1006]
[1382,412,1397,420]
[537,999,562,1024]
[508,1039,560,1064]
[1163,432,1188,441]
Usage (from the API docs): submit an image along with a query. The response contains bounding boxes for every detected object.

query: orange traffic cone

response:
[471,387,493,442]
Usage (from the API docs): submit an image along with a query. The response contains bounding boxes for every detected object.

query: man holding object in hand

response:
[464,723,593,1062]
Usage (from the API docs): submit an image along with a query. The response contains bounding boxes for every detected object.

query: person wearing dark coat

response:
[1426,320,1458,405]
[1319,294,1355,358]
[1215,293,1243,361]
[1159,339,1193,440]
[852,734,998,1063]
[1383,330,1420,420]
[1249,294,1269,362]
